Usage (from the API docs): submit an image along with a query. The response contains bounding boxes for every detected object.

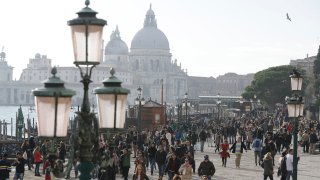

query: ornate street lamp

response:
[286,69,304,180]
[67,1,107,179]
[135,86,145,131]
[217,93,221,121]
[33,67,75,137]
[184,92,188,124]
[94,68,130,129]
[33,1,129,179]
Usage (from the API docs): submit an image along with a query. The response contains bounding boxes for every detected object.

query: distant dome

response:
[105,26,129,55]
[146,7,155,16]
[131,5,169,50]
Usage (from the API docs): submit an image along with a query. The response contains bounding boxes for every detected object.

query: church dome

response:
[131,5,170,50]
[105,26,129,55]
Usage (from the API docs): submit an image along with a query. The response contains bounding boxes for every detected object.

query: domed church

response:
[104,5,188,104]
[0,5,252,107]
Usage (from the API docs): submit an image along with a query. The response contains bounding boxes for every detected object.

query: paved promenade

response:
[20,144,320,180]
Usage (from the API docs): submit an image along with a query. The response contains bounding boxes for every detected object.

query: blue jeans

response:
[158,164,165,177]
[168,171,175,180]
[286,170,293,180]
[149,157,156,173]
[35,163,40,175]
[13,172,24,180]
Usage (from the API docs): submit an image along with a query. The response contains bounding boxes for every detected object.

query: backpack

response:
[253,139,260,149]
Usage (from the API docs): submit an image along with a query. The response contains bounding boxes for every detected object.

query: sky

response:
[1,0,320,80]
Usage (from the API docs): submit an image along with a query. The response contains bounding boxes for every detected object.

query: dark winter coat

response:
[155,150,167,165]
[198,161,215,176]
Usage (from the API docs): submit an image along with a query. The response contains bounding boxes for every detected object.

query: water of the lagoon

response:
[0,106,77,137]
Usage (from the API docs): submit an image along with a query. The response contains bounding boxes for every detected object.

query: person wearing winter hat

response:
[198,155,216,180]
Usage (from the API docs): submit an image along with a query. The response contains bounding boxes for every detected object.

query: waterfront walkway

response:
[18,145,320,179]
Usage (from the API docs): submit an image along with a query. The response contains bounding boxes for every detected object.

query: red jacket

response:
[33,151,42,163]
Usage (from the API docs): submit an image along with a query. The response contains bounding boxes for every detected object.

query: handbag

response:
[277,167,281,177]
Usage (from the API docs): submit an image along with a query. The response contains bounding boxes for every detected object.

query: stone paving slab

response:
[19,145,320,179]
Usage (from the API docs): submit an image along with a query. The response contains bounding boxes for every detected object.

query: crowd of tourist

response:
[0,108,320,180]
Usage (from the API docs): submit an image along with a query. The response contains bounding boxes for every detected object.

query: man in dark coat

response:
[199,129,207,152]
[198,155,215,180]
[155,146,167,180]
[191,131,198,147]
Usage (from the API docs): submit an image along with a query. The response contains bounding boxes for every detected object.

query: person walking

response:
[265,140,277,166]
[0,153,11,180]
[135,150,147,172]
[58,141,66,162]
[12,152,26,180]
[178,158,193,180]
[278,151,287,180]
[198,155,216,180]
[185,151,195,173]
[285,149,294,180]
[262,152,274,180]
[120,148,130,180]
[219,139,230,167]
[21,140,32,170]
[214,133,222,153]
[230,137,247,168]
[147,142,157,175]
[252,137,262,166]
[40,140,48,175]
[33,146,42,176]
[275,132,283,154]
[206,130,213,147]
[309,130,318,154]
[184,141,194,158]
[155,145,167,180]
[301,131,310,153]
[199,129,207,152]
[28,137,36,169]
[165,153,181,180]
[132,164,149,180]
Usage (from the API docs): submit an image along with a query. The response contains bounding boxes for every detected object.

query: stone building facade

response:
[0,5,253,106]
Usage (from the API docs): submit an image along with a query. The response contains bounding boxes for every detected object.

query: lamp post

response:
[217,93,221,121]
[135,86,145,132]
[286,69,304,180]
[178,104,182,122]
[184,92,188,125]
[33,1,129,179]
[251,94,257,117]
